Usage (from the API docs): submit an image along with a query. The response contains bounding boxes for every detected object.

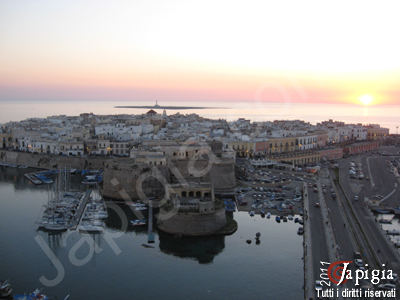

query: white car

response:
[354,259,363,267]
[315,280,323,291]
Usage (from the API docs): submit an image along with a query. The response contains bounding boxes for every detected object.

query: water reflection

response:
[105,202,148,235]
[158,231,225,264]
[45,231,64,251]
[0,166,40,190]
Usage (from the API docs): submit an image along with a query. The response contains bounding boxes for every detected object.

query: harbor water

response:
[0,167,303,300]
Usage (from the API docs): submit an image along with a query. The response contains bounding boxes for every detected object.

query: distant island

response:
[114,100,227,110]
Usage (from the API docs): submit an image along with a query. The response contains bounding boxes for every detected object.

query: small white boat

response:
[134,206,148,211]
[130,219,147,226]
[78,224,104,233]
[42,220,67,231]
[78,220,105,233]
[130,202,147,207]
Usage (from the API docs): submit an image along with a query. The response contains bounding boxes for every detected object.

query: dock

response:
[24,170,55,184]
[24,173,42,185]
[147,201,155,243]
[69,190,91,230]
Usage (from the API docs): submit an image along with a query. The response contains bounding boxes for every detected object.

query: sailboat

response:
[38,168,78,232]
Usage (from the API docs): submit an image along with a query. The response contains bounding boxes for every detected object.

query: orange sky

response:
[1,0,400,105]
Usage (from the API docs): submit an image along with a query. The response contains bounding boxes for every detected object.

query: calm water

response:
[0,100,399,133]
[0,167,303,300]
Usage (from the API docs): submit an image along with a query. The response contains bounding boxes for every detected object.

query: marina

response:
[0,166,303,300]
[34,168,107,233]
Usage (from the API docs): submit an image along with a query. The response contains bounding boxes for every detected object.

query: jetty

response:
[70,190,91,230]
[147,201,155,243]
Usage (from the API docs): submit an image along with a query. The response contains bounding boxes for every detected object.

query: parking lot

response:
[234,159,317,218]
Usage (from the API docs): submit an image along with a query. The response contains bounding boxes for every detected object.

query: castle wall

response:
[157,208,227,236]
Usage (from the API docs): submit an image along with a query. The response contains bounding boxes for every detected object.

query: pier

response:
[147,201,155,243]
[24,173,42,185]
[70,190,91,230]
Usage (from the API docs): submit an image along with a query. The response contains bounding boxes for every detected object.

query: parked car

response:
[354,259,363,267]
[353,251,362,259]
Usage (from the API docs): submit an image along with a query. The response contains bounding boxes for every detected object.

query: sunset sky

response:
[1,0,400,105]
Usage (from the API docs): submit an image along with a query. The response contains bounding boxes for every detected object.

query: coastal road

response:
[320,167,356,262]
[307,184,329,295]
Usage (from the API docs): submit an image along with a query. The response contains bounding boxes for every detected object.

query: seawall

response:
[0,151,236,201]
[0,150,107,169]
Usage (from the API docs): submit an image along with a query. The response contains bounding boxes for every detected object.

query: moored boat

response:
[134,206,147,211]
[130,219,147,226]
[0,280,13,298]
[42,221,67,232]
[78,221,104,233]
[13,288,49,300]
[24,173,42,185]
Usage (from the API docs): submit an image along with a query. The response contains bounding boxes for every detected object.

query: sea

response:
[0,100,399,133]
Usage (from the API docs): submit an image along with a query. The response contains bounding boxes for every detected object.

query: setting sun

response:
[359,94,374,105]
